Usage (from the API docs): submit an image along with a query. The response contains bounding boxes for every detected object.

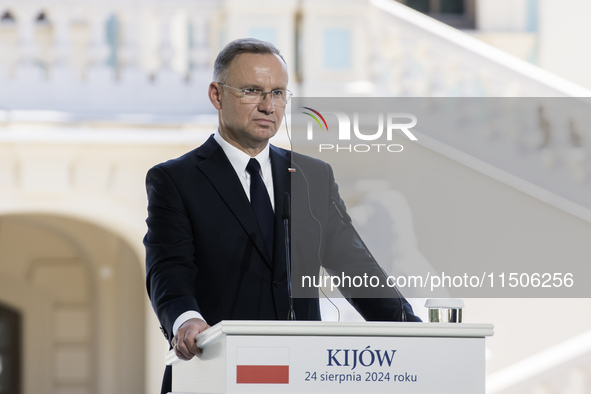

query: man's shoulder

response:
[155,148,199,169]
[270,144,331,172]
[294,153,334,181]
[150,135,217,172]
[147,148,199,181]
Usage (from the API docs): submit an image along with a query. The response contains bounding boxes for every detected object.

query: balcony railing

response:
[0,1,218,117]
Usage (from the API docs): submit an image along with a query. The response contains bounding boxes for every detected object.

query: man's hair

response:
[213,38,286,83]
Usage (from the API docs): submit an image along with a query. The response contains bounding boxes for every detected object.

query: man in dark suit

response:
[144,38,420,394]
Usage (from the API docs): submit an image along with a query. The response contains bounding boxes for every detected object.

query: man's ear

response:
[208,82,222,110]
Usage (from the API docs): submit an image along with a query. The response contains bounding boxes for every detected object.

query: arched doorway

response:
[0,214,145,394]
[0,303,21,394]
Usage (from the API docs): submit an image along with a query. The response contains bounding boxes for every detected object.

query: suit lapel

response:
[195,135,272,265]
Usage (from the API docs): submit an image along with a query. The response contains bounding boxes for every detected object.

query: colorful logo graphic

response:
[302,107,329,132]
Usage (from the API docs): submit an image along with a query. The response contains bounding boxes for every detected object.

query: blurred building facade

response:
[0,1,591,394]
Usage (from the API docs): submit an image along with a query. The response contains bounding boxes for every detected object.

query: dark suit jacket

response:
[144,135,419,342]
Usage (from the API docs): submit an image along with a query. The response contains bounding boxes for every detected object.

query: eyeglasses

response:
[217,83,292,107]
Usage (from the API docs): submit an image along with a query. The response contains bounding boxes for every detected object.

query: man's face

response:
[210,53,289,153]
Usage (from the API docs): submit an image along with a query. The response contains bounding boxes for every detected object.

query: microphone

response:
[282,192,296,320]
[282,192,291,221]
[330,197,408,322]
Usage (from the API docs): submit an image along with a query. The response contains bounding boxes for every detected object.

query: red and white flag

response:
[236,346,290,384]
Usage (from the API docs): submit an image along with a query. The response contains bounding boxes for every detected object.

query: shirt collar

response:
[214,130,271,176]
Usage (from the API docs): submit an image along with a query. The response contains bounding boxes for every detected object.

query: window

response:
[106,14,120,70]
[323,28,352,70]
[248,27,277,47]
[526,0,538,32]
[401,0,475,29]
[0,304,21,394]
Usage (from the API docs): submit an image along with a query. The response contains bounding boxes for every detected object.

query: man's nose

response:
[258,92,275,113]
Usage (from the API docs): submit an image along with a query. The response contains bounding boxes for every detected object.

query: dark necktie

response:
[246,158,274,257]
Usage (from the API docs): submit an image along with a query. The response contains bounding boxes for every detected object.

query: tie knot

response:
[246,158,261,175]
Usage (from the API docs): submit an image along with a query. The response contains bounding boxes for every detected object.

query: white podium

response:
[166,320,493,394]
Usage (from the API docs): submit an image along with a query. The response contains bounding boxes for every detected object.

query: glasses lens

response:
[237,89,292,107]
[241,94,261,104]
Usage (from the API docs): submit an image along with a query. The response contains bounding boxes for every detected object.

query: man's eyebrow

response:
[238,83,263,89]
[239,83,287,90]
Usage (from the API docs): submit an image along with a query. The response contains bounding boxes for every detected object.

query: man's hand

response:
[171,318,210,360]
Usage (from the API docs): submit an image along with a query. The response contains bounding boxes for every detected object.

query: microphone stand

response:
[283,192,296,320]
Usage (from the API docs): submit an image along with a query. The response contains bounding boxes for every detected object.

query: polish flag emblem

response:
[236,347,290,384]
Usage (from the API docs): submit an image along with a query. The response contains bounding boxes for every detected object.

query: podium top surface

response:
[166,321,493,365]
[198,320,493,347]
